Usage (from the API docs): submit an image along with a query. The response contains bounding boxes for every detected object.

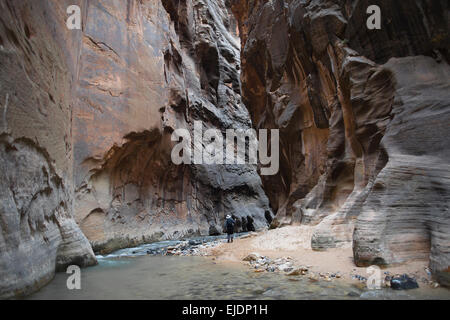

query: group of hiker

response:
[224,214,256,243]
[225,214,235,243]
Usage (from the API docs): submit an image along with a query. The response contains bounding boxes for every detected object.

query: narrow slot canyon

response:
[0,0,449,300]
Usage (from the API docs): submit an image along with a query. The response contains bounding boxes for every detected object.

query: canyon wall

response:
[0,0,96,298]
[232,0,449,285]
[0,0,272,298]
[72,0,272,254]
[1,0,448,299]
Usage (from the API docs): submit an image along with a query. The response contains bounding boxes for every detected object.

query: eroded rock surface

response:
[232,0,449,285]
[353,55,450,286]
[1,0,449,298]
[1,0,272,298]
[0,0,96,298]
[72,0,272,254]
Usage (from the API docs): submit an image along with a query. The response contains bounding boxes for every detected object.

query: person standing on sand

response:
[225,215,235,243]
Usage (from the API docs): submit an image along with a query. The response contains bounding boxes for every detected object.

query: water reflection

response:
[28,255,450,300]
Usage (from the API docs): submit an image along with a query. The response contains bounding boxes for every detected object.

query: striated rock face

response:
[0,0,96,298]
[73,0,272,254]
[1,0,448,298]
[0,0,272,297]
[353,56,450,286]
[232,0,449,285]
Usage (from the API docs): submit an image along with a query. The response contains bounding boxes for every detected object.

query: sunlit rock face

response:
[72,0,272,254]
[232,0,449,285]
[0,0,96,298]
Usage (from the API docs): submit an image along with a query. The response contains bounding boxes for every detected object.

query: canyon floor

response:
[28,230,450,300]
[204,226,437,288]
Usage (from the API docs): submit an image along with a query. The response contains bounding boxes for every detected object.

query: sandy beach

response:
[203,226,435,287]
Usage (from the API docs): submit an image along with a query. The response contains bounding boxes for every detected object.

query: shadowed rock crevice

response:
[232,0,449,286]
[232,0,396,231]
[73,0,273,255]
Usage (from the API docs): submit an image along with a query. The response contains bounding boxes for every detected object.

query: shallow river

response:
[28,239,450,300]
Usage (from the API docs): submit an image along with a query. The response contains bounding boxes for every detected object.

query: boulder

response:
[287,266,309,276]
[243,253,263,262]
[390,274,419,290]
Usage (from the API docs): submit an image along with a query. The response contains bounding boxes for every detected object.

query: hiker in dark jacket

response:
[225,215,235,243]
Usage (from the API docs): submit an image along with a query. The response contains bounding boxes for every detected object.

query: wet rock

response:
[278,263,293,272]
[390,274,419,290]
[189,240,201,246]
[347,291,360,297]
[243,253,263,262]
[308,274,319,282]
[287,266,309,276]
[266,266,276,273]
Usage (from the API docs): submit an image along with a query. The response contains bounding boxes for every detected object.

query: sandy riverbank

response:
[202,226,438,288]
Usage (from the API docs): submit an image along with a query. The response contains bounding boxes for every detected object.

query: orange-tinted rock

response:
[0,0,273,298]
[232,0,449,286]
[0,0,96,298]
[72,0,272,253]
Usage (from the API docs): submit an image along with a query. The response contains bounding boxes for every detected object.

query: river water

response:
[28,238,450,300]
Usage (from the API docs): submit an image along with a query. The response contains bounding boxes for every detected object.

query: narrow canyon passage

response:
[0,0,449,299]
[27,237,450,300]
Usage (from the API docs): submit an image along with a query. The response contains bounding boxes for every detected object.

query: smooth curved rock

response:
[232,0,450,286]
[0,0,96,298]
[353,56,450,287]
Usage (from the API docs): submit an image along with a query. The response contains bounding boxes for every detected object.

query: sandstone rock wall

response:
[1,0,448,298]
[0,0,273,298]
[72,0,272,254]
[0,0,96,298]
[232,0,449,285]
[353,55,450,286]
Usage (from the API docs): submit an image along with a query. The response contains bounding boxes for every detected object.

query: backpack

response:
[225,218,235,232]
